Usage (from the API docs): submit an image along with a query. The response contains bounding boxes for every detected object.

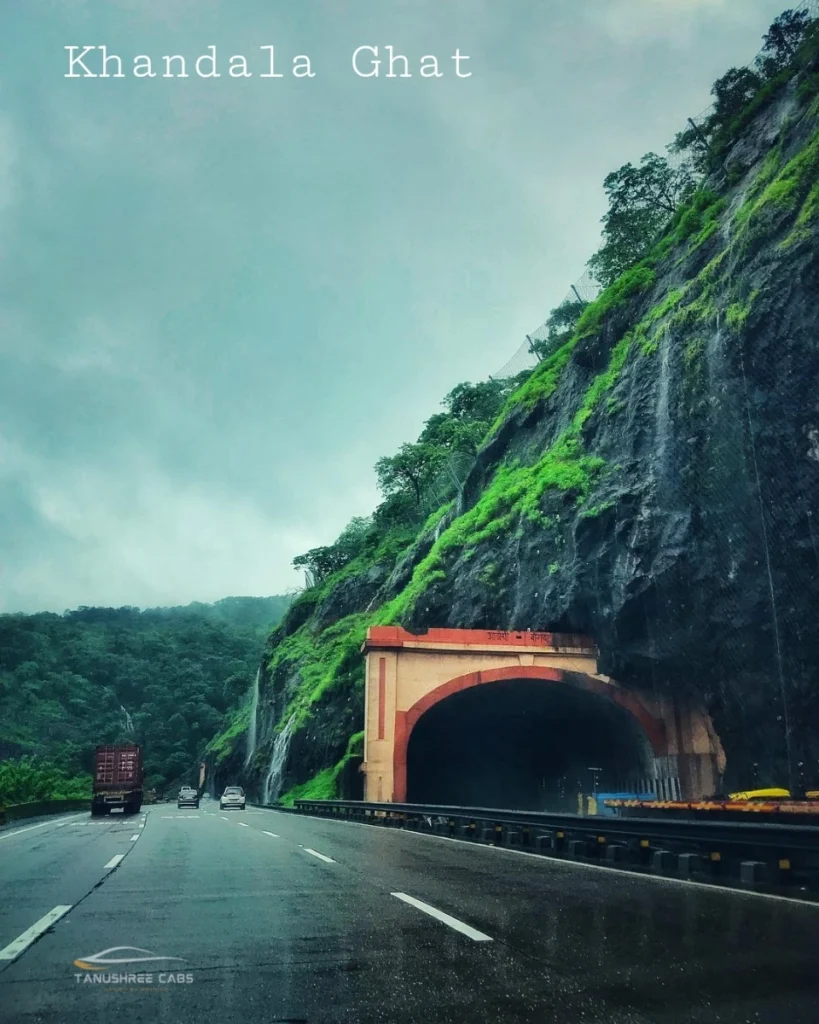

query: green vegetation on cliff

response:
[279,731,364,807]
[217,6,819,802]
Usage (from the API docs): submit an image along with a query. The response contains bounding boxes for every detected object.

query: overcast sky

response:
[0,0,791,613]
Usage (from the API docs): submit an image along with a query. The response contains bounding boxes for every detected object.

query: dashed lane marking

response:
[237,823,250,828]
[0,906,73,963]
[391,893,493,942]
[103,854,125,870]
[262,831,279,838]
[0,816,83,841]
[304,848,336,864]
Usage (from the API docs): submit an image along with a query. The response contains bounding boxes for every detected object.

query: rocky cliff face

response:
[221,72,819,800]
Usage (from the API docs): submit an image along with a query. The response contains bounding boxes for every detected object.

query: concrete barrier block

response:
[652,850,676,874]
[480,826,494,843]
[503,830,519,848]
[534,834,552,853]
[740,860,768,885]
[604,844,627,863]
[677,853,699,876]
[568,840,587,858]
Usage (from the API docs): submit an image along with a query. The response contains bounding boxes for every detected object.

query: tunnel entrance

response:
[405,677,653,811]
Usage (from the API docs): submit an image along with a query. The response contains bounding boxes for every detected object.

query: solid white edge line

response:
[237,822,249,827]
[392,892,493,942]
[103,854,125,870]
[0,905,73,962]
[298,812,819,910]
[0,815,83,841]
[262,831,279,838]
[304,847,336,863]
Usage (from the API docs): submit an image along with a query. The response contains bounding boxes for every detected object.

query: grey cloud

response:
[0,0,794,612]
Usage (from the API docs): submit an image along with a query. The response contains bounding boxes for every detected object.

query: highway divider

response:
[0,799,89,826]
[293,799,819,896]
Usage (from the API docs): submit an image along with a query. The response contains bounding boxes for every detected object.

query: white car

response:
[220,786,246,810]
[177,787,199,809]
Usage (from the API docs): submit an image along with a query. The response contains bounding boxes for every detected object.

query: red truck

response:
[92,744,144,816]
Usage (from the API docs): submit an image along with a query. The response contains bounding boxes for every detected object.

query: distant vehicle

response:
[220,786,246,810]
[92,744,144,817]
[177,786,199,809]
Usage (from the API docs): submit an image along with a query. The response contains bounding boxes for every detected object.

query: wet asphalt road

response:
[0,803,818,1023]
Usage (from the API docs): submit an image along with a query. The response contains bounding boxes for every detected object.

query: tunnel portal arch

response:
[401,666,662,810]
[361,627,724,806]
[404,670,660,809]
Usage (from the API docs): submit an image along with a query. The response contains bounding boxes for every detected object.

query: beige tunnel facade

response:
[360,627,725,804]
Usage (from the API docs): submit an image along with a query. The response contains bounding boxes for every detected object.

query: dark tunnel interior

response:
[406,678,653,811]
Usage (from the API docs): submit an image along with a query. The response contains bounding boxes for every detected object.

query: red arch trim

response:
[392,665,666,802]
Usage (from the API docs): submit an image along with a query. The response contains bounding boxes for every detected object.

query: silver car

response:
[177,786,199,809]
[220,786,246,810]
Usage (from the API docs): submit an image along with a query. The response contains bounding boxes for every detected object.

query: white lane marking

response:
[304,847,335,864]
[0,815,82,841]
[139,823,145,828]
[262,831,279,838]
[130,835,139,841]
[0,906,73,962]
[220,816,229,822]
[103,854,125,870]
[237,822,249,828]
[392,892,493,942]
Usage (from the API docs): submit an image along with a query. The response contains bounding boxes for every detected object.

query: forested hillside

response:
[0,596,290,803]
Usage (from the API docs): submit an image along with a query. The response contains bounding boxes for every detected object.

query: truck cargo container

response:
[92,744,144,816]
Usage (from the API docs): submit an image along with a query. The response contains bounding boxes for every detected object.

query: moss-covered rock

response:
[211,62,819,798]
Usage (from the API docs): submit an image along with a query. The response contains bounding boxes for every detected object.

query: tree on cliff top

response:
[756,7,815,77]
[588,152,696,286]
[672,8,818,165]
[291,379,521,587]
[531,298,587,361]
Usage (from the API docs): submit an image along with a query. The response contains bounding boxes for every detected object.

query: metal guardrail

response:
[0,799,90,826]
[294,799,819,895]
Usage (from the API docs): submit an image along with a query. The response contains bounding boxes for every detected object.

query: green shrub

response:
[0,756,91,805]
[279,730,365,806]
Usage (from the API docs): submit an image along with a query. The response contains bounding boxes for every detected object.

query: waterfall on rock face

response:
[119,705,134,733]
[654,326,672,490]
[244,669,260,768]
[261,714,297,805]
